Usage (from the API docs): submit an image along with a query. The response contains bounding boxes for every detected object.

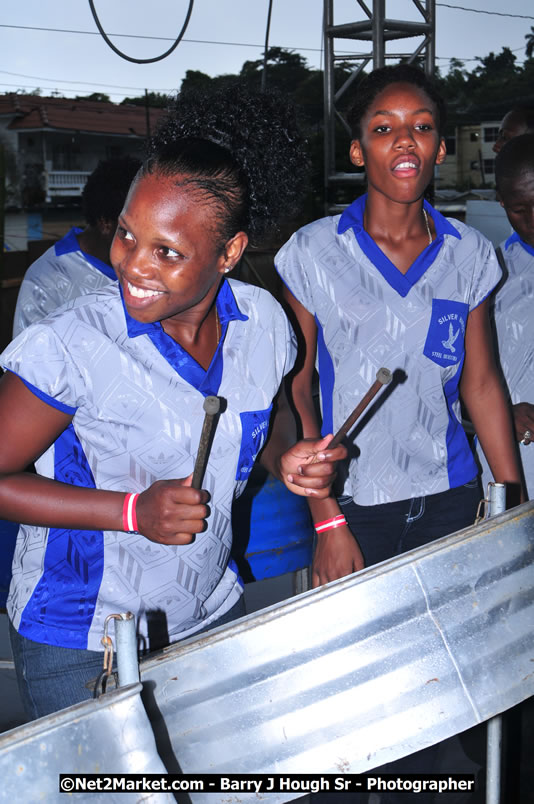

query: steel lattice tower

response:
[323,0,436,211]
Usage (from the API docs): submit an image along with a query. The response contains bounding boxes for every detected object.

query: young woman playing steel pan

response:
[276,59,525,804]
[276,64,524,587]
[0,85,346,719]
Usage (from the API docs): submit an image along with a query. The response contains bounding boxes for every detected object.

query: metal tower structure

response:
[323,0,436,211]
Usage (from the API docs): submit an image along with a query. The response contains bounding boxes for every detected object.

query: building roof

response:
[0,93,167,137]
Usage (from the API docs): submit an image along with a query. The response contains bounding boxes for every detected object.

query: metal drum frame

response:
[139,502,534,803]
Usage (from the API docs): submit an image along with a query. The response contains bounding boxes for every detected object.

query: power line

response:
[0,46,527,100]
[0,70,174,93]
[0,23,321,52]
[1,14,531,66]
[436,44,528,64]
[436,2,534,20]
[0,81,165,100]
[0,16,528,99]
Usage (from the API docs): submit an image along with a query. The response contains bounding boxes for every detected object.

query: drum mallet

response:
[327,367,392,449]
[192,395,221,490]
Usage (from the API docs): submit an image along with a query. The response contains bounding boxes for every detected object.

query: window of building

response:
[484,127,499,143]
[52,143,81,171]
[483,159,495,175]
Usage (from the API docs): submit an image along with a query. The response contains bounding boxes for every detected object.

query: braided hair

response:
[145,83,309,248]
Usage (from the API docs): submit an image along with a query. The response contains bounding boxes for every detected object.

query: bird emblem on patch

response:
[423,299,469,368]
[442,323,459,353]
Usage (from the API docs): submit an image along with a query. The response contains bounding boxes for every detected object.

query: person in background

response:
[492,106,534,155]
[479,133,534,498]
[13,156,141,336]
[0,84,345,720]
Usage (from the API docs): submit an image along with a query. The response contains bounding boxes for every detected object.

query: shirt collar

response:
[55,226,117,281]
[337,193,462,240]
[55,227,83,256]
[504,231,534,257]
[122,277,248,339]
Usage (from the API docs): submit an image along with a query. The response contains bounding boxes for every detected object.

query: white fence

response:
[45,170,90,201]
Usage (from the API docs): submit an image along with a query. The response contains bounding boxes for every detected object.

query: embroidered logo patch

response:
[236,406,272,479]
[423,299,468,368]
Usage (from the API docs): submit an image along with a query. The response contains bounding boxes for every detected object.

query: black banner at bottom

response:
[59,773,476,795]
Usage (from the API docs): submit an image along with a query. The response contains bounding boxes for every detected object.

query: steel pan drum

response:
[140,502,534,803]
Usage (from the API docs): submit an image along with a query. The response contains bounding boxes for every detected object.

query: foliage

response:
[120,91,169,108]
[14,88,42,96]
[435,47,534,126]
[162,46,534,217]
[75,92,111,103]
[240,47,311,93]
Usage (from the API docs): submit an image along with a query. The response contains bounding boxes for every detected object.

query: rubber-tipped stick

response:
[327,368,392,449]
[192,395,221,490]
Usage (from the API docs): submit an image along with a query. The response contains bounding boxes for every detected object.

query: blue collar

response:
[55,227,117,281]
[504,231,534,257]
[121,279,248,396]
[338,193,462,297]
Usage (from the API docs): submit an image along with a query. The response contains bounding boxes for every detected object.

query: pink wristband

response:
[314,514,347,533]
[123,492,139,533]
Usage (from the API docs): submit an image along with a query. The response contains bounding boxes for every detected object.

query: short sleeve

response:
[253,286,296,384]
[275,229,316,315]
[467,231,502,311]
[1,320,85,412]
[12,256,65,338]
[278,303,297,380]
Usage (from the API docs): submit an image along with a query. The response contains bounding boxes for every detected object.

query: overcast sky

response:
[1,0,532,102]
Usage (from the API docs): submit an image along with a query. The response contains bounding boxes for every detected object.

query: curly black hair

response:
[495,132,534,194]
[145,83,310,247]
[82,156,141,226]
[347,64,447,140]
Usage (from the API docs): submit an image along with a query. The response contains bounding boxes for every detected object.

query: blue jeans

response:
[9,595,246,721]
[339,478,481,569]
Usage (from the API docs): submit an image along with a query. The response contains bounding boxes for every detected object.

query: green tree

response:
[525,26,534,59]
[474,47,518,80]
[76,92,111,103]
[179,70,240,95]
[120,91,169,108]
[240,47,311,94]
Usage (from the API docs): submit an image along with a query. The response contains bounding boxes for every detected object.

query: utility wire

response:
[0,81,169,101]
[0,46,527,101]
[87,0,194,63]
[436,3,534,20]
[0,69,174,93]
[2,9,533,48]
[0,4,529,97]
[0,23,323,52]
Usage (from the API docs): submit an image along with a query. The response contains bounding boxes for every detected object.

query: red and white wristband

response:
[122,492,140,534]
[314,514,347,534]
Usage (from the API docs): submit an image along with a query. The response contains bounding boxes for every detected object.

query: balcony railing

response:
[45,170,91,201]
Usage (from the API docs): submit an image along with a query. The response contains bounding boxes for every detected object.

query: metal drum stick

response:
[327,367,392,449]
[192,396,221,490]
